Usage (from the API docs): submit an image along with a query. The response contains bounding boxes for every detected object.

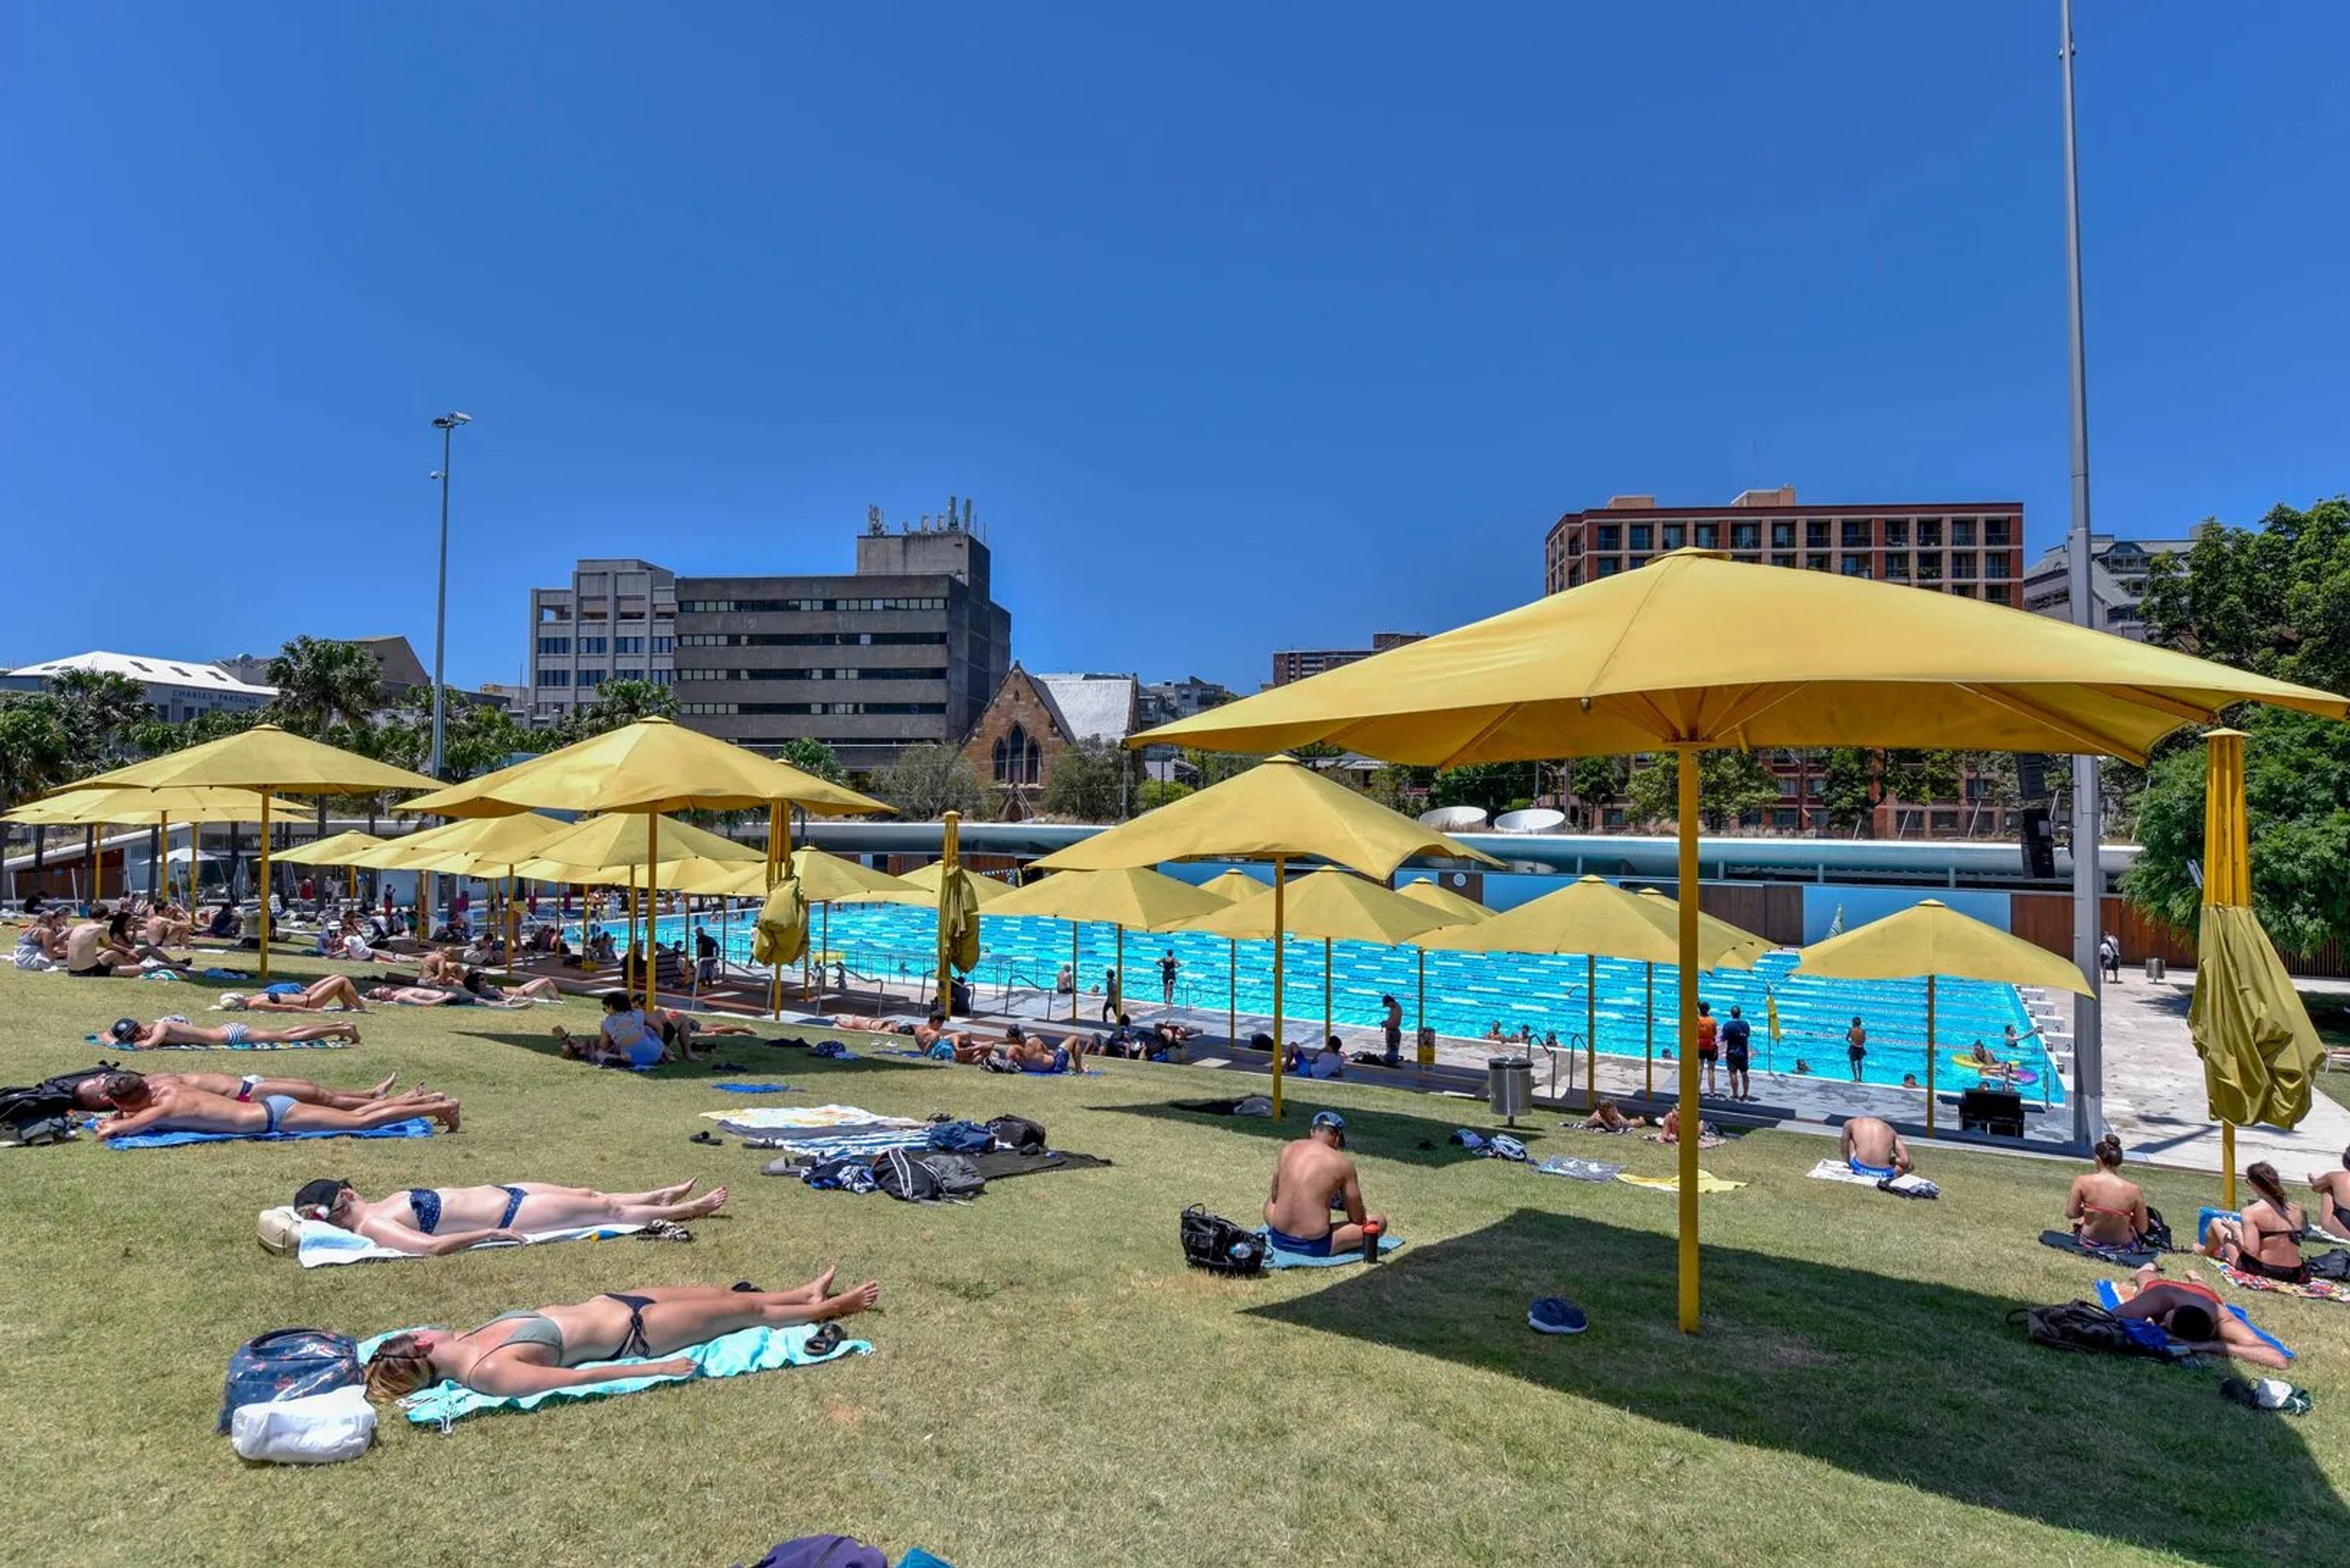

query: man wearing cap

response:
[1264,1110,1384,1257]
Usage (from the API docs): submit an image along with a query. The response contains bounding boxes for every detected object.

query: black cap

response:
[293,1178,349,1214]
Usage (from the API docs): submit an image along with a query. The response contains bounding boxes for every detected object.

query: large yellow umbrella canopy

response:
[6,786,309,826]
[2191,730,2326,1186]
[360,812,573,873]
[1133,551,2347,1333]
[1794,897,2091,1135]
[987,867,1234,930]
[67,723,442,979]
[1395,876,1496,925]
[398,717,889,818]
[1633,887,1774,968]
[898,859,1017,905]
[1195,868,1269,903]
[513,812,759,877]
[272,830,387,867]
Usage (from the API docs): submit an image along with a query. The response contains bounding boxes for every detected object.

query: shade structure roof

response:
[1793,897,2092,994]
[510,812,761,878]
[1179,868,1463,947]
[397,717,889,818]
[70,723,442,794]
[6,786,310,826]
[1395,876,1496,925]
[1031,755,1497,879]
[1424,875,1761,968]
[272,830,388,867]
[983,866,1236,931]
[1133,551,2348,766]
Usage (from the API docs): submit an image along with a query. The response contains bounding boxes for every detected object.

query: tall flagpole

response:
[2061,0,2104,1149]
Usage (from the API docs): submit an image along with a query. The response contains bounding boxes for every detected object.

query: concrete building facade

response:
[1270,632,1425,688]
[2020,535,2194,641]
[526,559,678,724]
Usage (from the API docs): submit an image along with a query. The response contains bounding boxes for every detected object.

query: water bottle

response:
[1362,1219,1384,1266]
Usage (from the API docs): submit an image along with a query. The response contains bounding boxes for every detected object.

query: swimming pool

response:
[641,899,2061,1103]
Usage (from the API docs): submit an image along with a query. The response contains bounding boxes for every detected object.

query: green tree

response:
[264,637,384,738]
[1363,763,1432,815]
[1040,737,1132,821]
[775,737,844,783]
[1135,778,1193,812]
[1625,749,1780,830]
[47,668,153,776]
[1430,761,1542,816]
[1818,747,1878,834]
[2141,498,2350,695]
[1181,749,1258,789]
[1568,755,1625,827]
[0,696,75,873]
[555,678,676,744]
[874,743,988,821]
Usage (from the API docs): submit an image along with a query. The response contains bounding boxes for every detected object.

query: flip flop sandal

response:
[635,1220,695,1242]
[730,1280,763,1293]
[713,1061,748,1072]
[689,1130,723,1146]
[805,1323,846,1356]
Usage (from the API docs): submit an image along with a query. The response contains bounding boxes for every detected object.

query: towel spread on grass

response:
[1616,1170,1744,1194]
[2205,1260,2350,1304]
[297,1217,641,1267]
[357,1323,871,1427]
[2094,1278,2294,1361]
[968,1149,1113,1181]
[1805,1157,1941,1198]
[86,1036,350,1053]
[713,1082,795,1094]
[1258,1230,1406,1269]
[696,1104,924,1130]
[1646,1130,1726,1149]
[1535,1155,1624,1182]
[2039,1229,2160,1268]
[105,1116,433,1149]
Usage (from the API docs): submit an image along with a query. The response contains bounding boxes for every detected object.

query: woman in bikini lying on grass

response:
[294,1175,728,1255]
[361,1271,882,1398]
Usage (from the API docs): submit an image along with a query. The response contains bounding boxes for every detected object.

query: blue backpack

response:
[925,1121,993,1154]
[216,1327,362,1433]
[744,1536,888,1568]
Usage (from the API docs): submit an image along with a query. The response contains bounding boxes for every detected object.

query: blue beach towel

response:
[86,1035,349,1053]
[2092,1279,2294,1361]
[1537,1155,1624,1182]
[104,1116,434,1149]
[1259,1230,1405,1269]
[356,1323,871,1427]
[714,1082,794,1094]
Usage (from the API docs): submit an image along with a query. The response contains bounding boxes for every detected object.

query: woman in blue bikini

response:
[361,1269,882,1398]
[292,1176,730,1256]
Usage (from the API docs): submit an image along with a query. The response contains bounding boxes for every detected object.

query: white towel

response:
[1805,1157,1938,1197]
[295,1217,642,1267]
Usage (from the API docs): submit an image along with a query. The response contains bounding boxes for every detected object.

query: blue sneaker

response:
[1528,1296,1588,1335]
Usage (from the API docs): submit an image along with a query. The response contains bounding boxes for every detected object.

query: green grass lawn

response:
[4,951,2346,1568]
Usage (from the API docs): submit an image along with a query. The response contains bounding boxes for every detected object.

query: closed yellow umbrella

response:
[1032,755,1493,1114]
[1136,550,2347,1333]
[67,724,440,979]
[1182,868,1462,1059]
[933,813,982,1014]
[1794,897,2091,1135]
[1396,876,1495,1066]
[2191,730,2327,1208]
[989,867,1239,1027]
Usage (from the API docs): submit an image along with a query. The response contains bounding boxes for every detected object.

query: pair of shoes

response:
[1528,1296,1589,1335]
[689,1130,723,1146]
[805,1322,846,1356]
[635,1219,694,1242]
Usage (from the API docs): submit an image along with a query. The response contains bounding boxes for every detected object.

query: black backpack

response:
[872,1149,943,1203]
[986,1114,1047,1154]
[2010,1301,2169,1358]
[1181,1204,1266,1277]
[921,1153,987,1200]
[2141,1206,2176,1252]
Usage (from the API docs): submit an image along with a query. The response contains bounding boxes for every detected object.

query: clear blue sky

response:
[5,3,2344,695]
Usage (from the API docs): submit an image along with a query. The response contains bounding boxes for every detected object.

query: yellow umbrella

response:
[7,786,311,913]
[1032,755,1493,1114]
[386,813,577,958]
[988,867,1238,1025]
[272,829,387,906]
[1793,897,2090,1135]
[898,859,1018,905]
[754,872,810,971]
[1630,887,1774,1099]
[1182,868,1461,1058]
[398,716,889,819]
[1129,550,2350,1332]
[1195,868,1269,903]
[513,813,760,1005]
[67,724,441,979]
[2191,729,2326,1208]
[1191,868,1270,1039]
[1396,876,1495,1066]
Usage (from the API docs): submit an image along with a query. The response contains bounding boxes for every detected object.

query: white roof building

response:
[1,651,275,724]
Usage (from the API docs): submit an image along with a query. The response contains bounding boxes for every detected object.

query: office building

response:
[2019,535,2194,641]
[670,504,1013,775]
[1543,488,2025,603]
[525,560,679,724]
[0,651,274,723]
[1270,632,1425,688]
[1138,675,1237,730]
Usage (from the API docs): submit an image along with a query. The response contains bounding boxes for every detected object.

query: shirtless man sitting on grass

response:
[1840,1114,1914,1178]
[1264,1111,1384,1257]
[72,1068,415,1114]
[90,1070,461,1139]
[914,1011,994,1064]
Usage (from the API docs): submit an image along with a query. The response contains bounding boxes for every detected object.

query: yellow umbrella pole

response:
[772,805,793,1017]
[92,824,103,905]
[1645,962,1656,1100]
[257,794,274,982]
[1676,747,1700,1334]
[627,865,640,996]
[1116,924,1125,1021]
[646,815,662,1014]
[1271,855,1288,1119]
[1416,948,1427,1067]
[1586,952,1598,1111]
[819,902,831,1009]
[1322,937,1332,1048]
[1069,922,1080,1022]
[936,811,960,1015]
[1925,974,1938,1137]
[159,811,170,911]
[1229,938,1238,1050]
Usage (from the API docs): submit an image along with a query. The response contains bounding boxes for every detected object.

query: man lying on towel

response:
[1264,1111,1384,1257]
[72,1069,414,1116]
[90,1070,461,1140]
[993,1024,1092,1073]
[916,1012,994,1064]
[1840,1115,1913,1179]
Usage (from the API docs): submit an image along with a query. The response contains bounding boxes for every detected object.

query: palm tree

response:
[556,677,676,743]
[46,669,153,777]
[0,695,74,884]
[266,637,386,834]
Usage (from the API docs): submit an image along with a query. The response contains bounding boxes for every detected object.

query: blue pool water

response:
[642,899,2061,1103]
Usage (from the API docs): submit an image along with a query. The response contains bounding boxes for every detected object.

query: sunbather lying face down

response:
[72,1069,410,1114]
[1264,1113,1384,1257]
[364,984,525,1009]
[1839,1115,1912,1176]
[91,1070,460,1137]
[362,1271,881,1398]
[2112,1267,2289,1370]
[108,1015,362,1049]
[294,1176,728,1255]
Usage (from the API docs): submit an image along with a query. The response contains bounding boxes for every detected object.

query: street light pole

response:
[2059,0,2103,1147]
[427,411,471,933]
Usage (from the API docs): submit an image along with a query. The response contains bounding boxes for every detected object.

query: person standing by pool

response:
[1381,995,1404,1067]
[1846,1016,1867,1082]
[1695,1001,1720,1097]
[1721,1004,1752,1102]
[1101,966,1121,1022]
[1158,949,1179,1006]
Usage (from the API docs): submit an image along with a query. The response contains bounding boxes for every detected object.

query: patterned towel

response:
[1535,1155,1624,1182]
[105,1116,432,1149]
[86,1036,349,1052]
[297,1217,641,1267]
[695,1104,922,1130]
[1616,1169,1744,1194]
[2208,1260,2350,1304]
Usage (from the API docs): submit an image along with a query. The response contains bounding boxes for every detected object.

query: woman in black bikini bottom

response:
[362,1272,884,1399]
[2201,1161,2310,1284]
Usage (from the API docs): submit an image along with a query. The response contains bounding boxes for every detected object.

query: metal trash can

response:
[1487,1055,1534,1125]
[2143,956,2166,982]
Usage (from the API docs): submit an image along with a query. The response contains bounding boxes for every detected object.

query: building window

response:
[1694,521,1720,550]
[537,637,571,656]
[1883,552,1910,581]
[1805,520,1830,548]
[1771,553,1797,569]
[1931,810,1960,835]
[1595,525,1622,551]
[1730,521,1758,550]
[1949,552,1977,580]
[1952,518,1975,547]
[578,637,608,655]
[1661,523,1687,550]
[614,636,646,654]
[991,723,1043,786]
[1840,519,1870,549]
[1917,518,1943,548]
[1916,556,1942,583]
[1806,554,1831,572]
[1985,583,2012,606]
[1770,521,1794,548]
[1628,555,1652,572]
[616,668,644,682]
[577,668,606,687]
[1595,558,1621,578]
[1628,524,1652,551]
[1773,808,1798,829]
[1985,518,2012,547]
[1840,556,1870,578]
[536,668,571,687]
[652,635,675,654]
